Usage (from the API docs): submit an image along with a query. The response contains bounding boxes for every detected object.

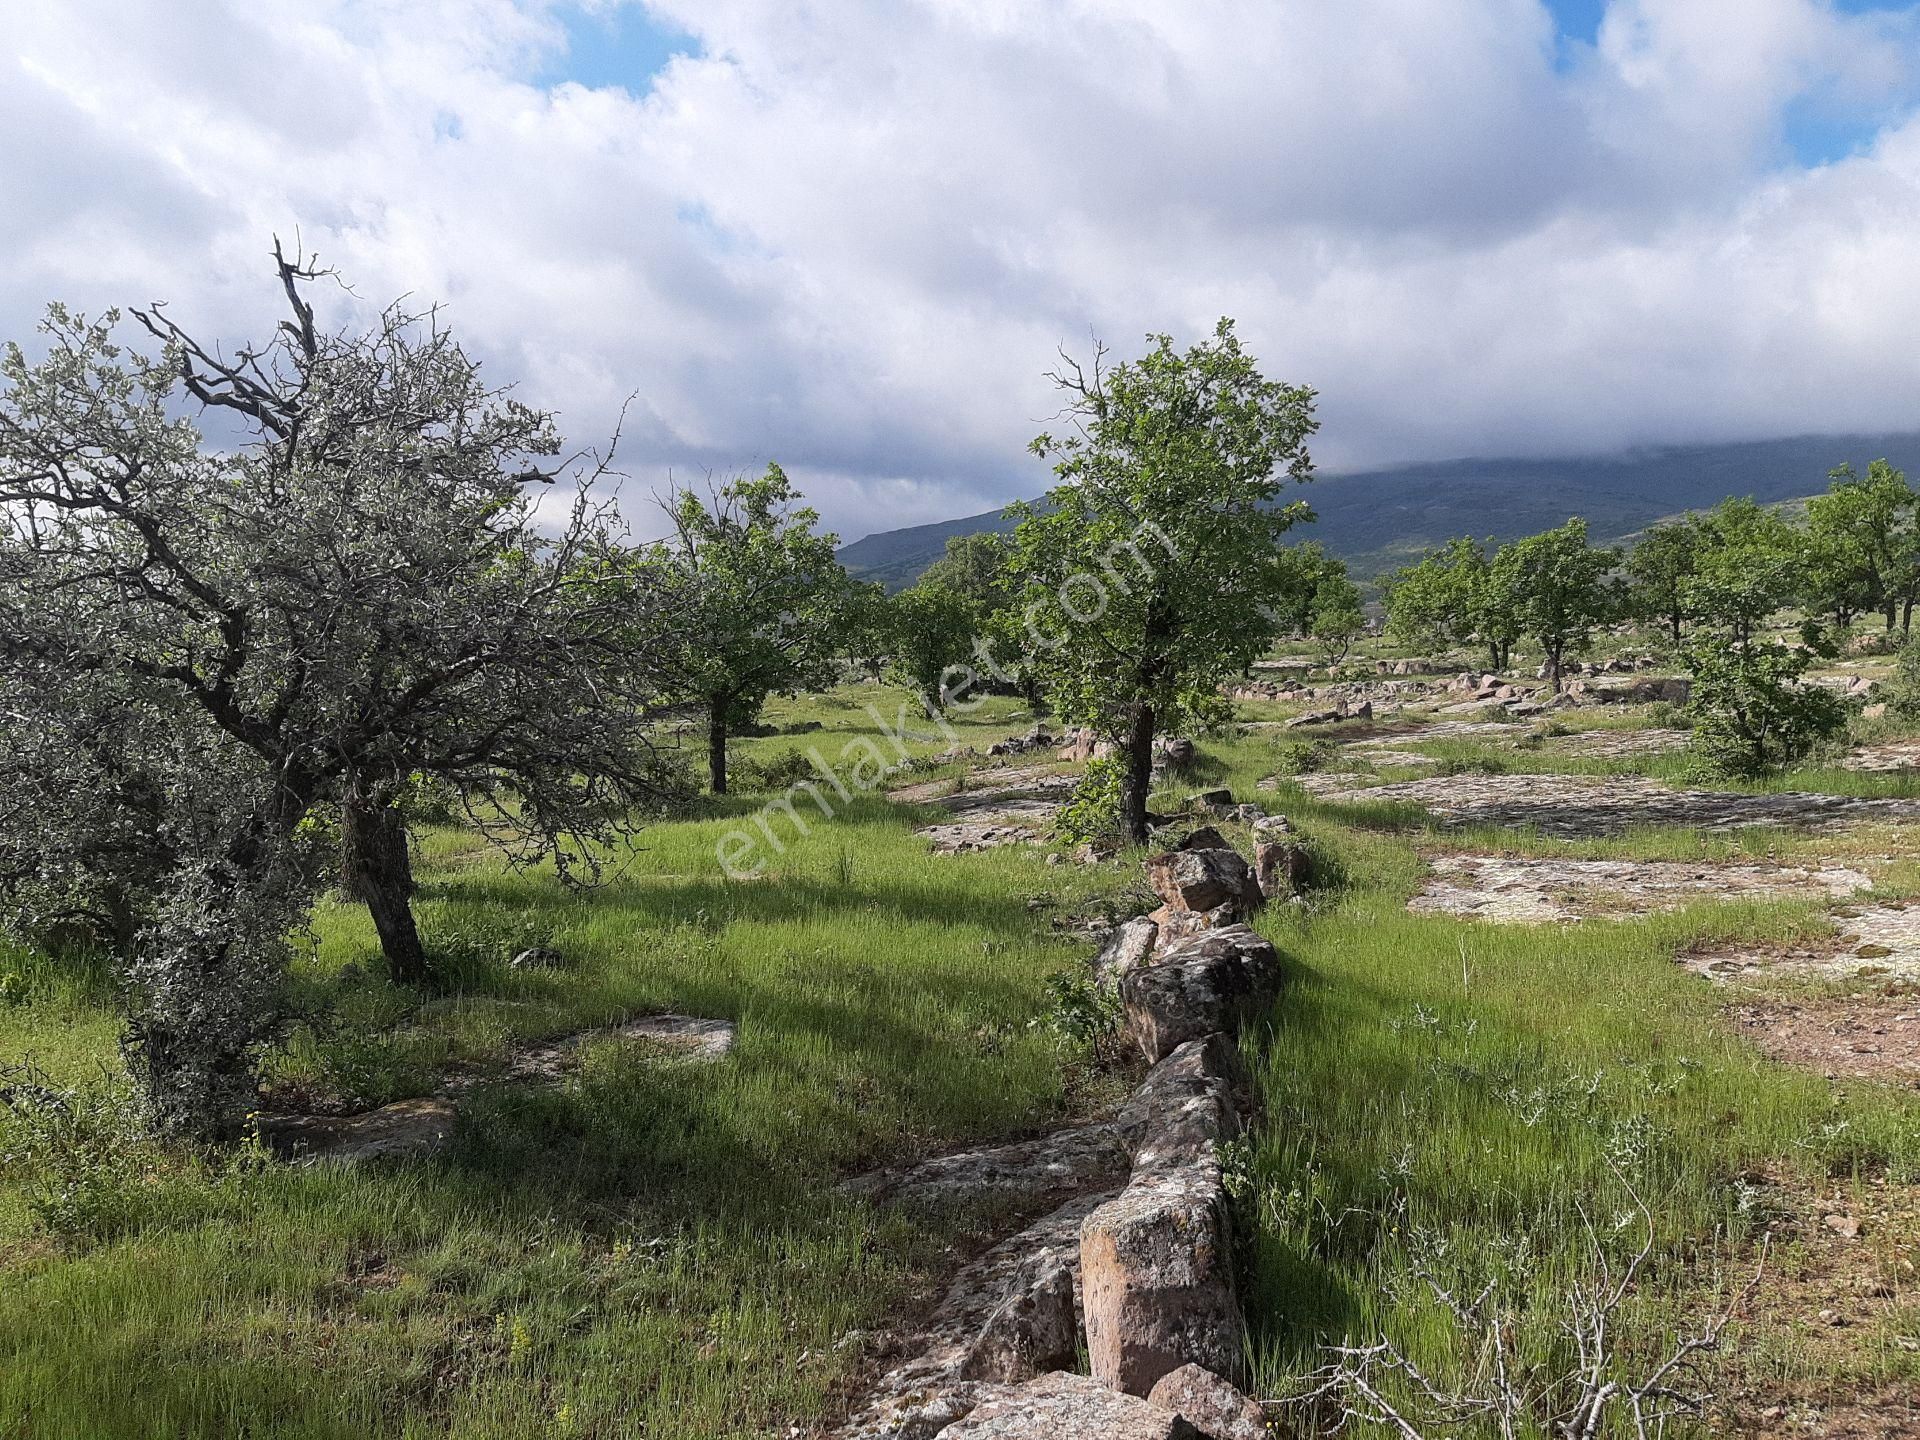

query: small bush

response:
[1684,640,1847,779]
[1878,639,1920,722]
[1643,699,1691,729]
[1436,753,1507,776]
[1053,756,1125,849]
[727,749,818,793]
[1271,739,1335,776]
[0,1064,154,1243]
[1030,969,1120,1054]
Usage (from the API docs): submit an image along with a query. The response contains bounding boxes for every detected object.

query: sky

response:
[8,1,1920,541]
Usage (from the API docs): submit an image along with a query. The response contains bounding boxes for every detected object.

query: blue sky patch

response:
[544,3,698,95]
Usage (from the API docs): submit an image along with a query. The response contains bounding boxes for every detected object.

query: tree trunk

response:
[708,699,729,795]
[1886,602,1898,632]
[1119,702,1155,845]
[1669,613,1683,646]
[1546,642,1563,693]
[342,793,428,985]
[1905,597,1915,637]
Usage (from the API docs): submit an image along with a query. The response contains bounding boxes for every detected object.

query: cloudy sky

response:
[8,0,1920,539]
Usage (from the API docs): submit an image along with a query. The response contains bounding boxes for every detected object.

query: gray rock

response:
[936,1371,1203,1438]
[1116,1035,1245,1172]
[1093,917,1161,988]
[1119,926,1281,1064]
[1147,1364,1269,1440]
[1187,789,1234,813]
[956,1255,1079,1383]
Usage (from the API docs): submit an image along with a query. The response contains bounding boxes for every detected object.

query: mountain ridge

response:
[837,431,1920,590]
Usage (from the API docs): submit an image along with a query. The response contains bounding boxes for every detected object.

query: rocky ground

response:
[1409,855,1873,923]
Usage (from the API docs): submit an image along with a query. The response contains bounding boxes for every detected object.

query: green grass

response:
[5,688,1920,1435]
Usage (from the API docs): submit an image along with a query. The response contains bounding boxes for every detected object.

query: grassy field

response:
[2,670,1918,1436]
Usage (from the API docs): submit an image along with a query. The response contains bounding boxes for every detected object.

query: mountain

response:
[837,431,1920,589]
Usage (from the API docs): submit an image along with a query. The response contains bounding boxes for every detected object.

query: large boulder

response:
[1144,848,1261,920]
[1081,1163,1244,1397]
[935,1371,1202,1439]
[1119,926,1281,1064]
[1147,1364,1270,1440]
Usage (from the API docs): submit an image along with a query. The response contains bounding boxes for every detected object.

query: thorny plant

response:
[1297,1172,1768,1440]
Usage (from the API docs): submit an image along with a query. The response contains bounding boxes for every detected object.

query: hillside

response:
[838,430,1920,588]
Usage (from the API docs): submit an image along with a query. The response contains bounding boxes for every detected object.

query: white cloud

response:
[4,0,1920,538]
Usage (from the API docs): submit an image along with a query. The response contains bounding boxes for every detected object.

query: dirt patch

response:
[1411,855,1872,923]
[1726,993,1920,1086]
[1716,1173,1920,1436]
[1686,904,1920,984]
[1296,772,1920,838]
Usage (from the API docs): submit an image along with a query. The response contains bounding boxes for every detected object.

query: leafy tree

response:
[1386,537,1518,672]
[1621,518,1700,646]
[1684,639,1846,778]
[1007,319,1317,843]
[1680,497,1842,776]
[919,529,1040,704]
[839,579,895,682]
[1267,541,1345,636]
[1489,519,1618,691]
[1808,460,1919,633]
[887,580,978,709]
[1308,567,1366,668]
[0,251,681,1136]
[1685,497,1801,648]
[646,465,852,794]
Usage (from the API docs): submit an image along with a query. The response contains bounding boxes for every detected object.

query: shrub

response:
[727,748,818,793]
[0,1065,152,1242]
[1436,753,1508,776]
[1053,756,1125,849]
[1271,739,1336,776]
[1878,639,1920,722]
[1684,641,1847,778]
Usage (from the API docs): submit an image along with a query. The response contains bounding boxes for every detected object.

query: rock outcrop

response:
[1119,926,1281,1064]
[1146,1364,1269,1440]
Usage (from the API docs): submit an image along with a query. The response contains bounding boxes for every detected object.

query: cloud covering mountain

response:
[8,1,1920,536]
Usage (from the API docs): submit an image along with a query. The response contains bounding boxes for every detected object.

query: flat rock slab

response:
[1845,740,1920,772]
[844,1122,1131,1211]
[1686,904,1920,984]
[920,819,1046,854]
[1411,855,1873,923]
[264,1013,736,1164]
[934,1372,1203,1439]
[896,767,1078,853]
[1296,772,1920,838]
[1727,994,1920,1085]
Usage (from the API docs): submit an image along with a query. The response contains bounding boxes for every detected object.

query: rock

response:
[1175,826,1232,853]
[1120,926,1281,1064]
[1144,848,1261,919]
[262,1097,459,1164]
[937,1372,1203,1438]
[1117,1035,1245,1171]
[1283,709,1340,728]
[1252,840,1310,901]
[956,1256,1080,1383]
[1188,789,1235,814]
[1865,702,1889,720]
[1159,737,1197,767]
[1221,804,1264,825]
[1057,730,1099,763]
[1094,917,1162,987]
[1353,700,1373,720]
[510,946,564,970]
[1081,1164,1244,1396]
[1146,1364,1269,1440]
[1249,814,1293,838]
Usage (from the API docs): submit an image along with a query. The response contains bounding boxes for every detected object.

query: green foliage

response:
[0,1064,163,1242]
[727,748,820,794]
[1052,755,1126,848]
[1307,568,1366,668]
[1683,496,1803,645]
[1877,638,1920,722]
[886,581,979,709]
[645,464,854,791]
[1806,459,1919,630]
[1488,518,1619,689]
[1009,318,1317,838]
[1386,537,1517,672]
[1683,638,1847,778]
[1271,739,1336,776]
[1030,968,1120,1053]
[1621,518,1700,644]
